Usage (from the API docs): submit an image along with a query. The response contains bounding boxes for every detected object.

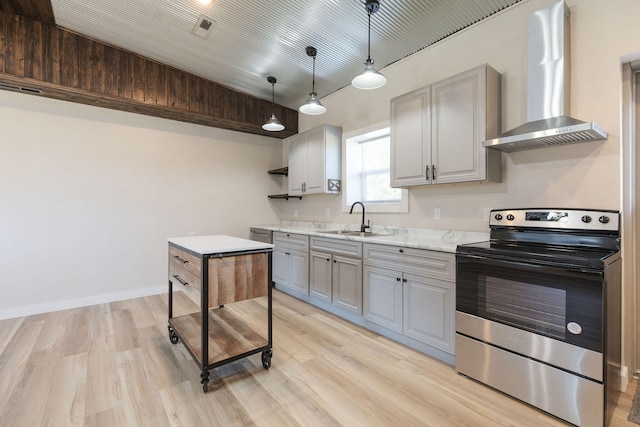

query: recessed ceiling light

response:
[198,0,212,4]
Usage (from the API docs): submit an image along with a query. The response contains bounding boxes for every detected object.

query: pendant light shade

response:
[262,76,285,132]
[299,46,326,115]
[352,0,387,90]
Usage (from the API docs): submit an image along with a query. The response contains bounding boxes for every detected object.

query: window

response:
[343,123,408,213]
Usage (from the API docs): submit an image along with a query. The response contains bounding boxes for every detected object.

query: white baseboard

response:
[621,366,630,392]
[0,285,166,320]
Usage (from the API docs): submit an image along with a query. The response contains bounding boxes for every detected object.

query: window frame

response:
[342,121,409,214]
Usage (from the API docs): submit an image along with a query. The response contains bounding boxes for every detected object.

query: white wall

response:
[0,90,282,318]
[275,0,640,232]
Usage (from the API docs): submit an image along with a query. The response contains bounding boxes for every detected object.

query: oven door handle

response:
[456,253,604,279]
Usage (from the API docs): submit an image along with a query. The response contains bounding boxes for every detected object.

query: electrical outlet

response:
[434,208,441,220]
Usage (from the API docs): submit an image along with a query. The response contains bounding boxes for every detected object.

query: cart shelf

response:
[169,307,268,367]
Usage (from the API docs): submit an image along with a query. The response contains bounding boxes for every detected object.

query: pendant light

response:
[352,0,387,90]
[262,76,285,132]
[299,46,326,115]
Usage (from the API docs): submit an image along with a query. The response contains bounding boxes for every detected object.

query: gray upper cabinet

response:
[390,87,431,187]
[391,64,502,187]
[288,124,342,196]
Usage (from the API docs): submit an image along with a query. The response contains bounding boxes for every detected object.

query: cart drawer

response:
[169,260,202,307]
[169,249,269,307]
[169,245,202,276]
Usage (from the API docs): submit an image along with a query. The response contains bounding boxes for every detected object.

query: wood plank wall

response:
[0,11,298,138]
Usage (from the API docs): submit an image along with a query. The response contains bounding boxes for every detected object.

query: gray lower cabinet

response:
[362,266,403,332]
[272,232,309,295]
[402,273,454,351]
[363,243,455,354]
[309,237,363,315]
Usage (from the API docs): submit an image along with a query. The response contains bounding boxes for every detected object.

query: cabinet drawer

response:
[273,232,309,251]
[363,243,454,281]
[169,245,202,276]
[169,259,202,307]
[310,236,362,258]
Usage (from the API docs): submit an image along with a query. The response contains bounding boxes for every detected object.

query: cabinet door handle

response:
[432,165,436,181]
[399,248,404,253]
[326,258,330,262]
[333,260,337,263]
[426,165,430,181]
[396,277,401,281]
[402,278,407,283]
[173,274,188,286]
[285,252,290,255]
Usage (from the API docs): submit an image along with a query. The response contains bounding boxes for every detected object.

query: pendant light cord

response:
[367,8,372,61]
[271,82,275,113]
[312,55,317,93]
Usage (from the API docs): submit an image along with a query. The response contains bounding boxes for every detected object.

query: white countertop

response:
[251,222,488,254]
[168,235,273,255]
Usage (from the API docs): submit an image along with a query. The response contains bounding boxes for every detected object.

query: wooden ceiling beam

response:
[0,0,55,25]
[0,11,298,138]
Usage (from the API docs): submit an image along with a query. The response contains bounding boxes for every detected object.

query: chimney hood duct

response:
[483,0,607,153]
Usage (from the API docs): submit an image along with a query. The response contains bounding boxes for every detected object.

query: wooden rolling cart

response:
[166,235,273,392]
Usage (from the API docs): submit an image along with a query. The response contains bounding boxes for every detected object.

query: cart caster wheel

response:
[168,326,179,344]
[200,371,210,393]
[261,350,273,369]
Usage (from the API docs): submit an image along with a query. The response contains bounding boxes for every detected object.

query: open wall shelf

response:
[268,167,288,176]
[268,194,302,200]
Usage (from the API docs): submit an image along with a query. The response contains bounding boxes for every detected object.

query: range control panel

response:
[489,208,620,231]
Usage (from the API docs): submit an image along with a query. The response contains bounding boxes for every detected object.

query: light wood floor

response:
[0,289,637,426]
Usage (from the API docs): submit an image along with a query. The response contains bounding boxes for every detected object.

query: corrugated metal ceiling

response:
[50,0,523,109]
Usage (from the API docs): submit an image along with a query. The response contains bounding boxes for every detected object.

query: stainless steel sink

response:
[320,230,392,237]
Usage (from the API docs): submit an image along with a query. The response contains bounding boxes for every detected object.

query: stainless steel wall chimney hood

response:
[483,0,607,153]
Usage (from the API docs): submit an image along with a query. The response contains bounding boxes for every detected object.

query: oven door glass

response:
[456,254,604,352]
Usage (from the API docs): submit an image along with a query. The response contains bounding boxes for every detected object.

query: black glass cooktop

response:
[457,240,620,269]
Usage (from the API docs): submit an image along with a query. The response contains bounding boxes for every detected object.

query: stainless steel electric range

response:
[455,208,621,427]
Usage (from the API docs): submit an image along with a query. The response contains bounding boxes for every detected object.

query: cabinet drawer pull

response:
[399,249,404,253]
[173,274,188,286]
[173,255,188,264]
[285,252,291,255]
